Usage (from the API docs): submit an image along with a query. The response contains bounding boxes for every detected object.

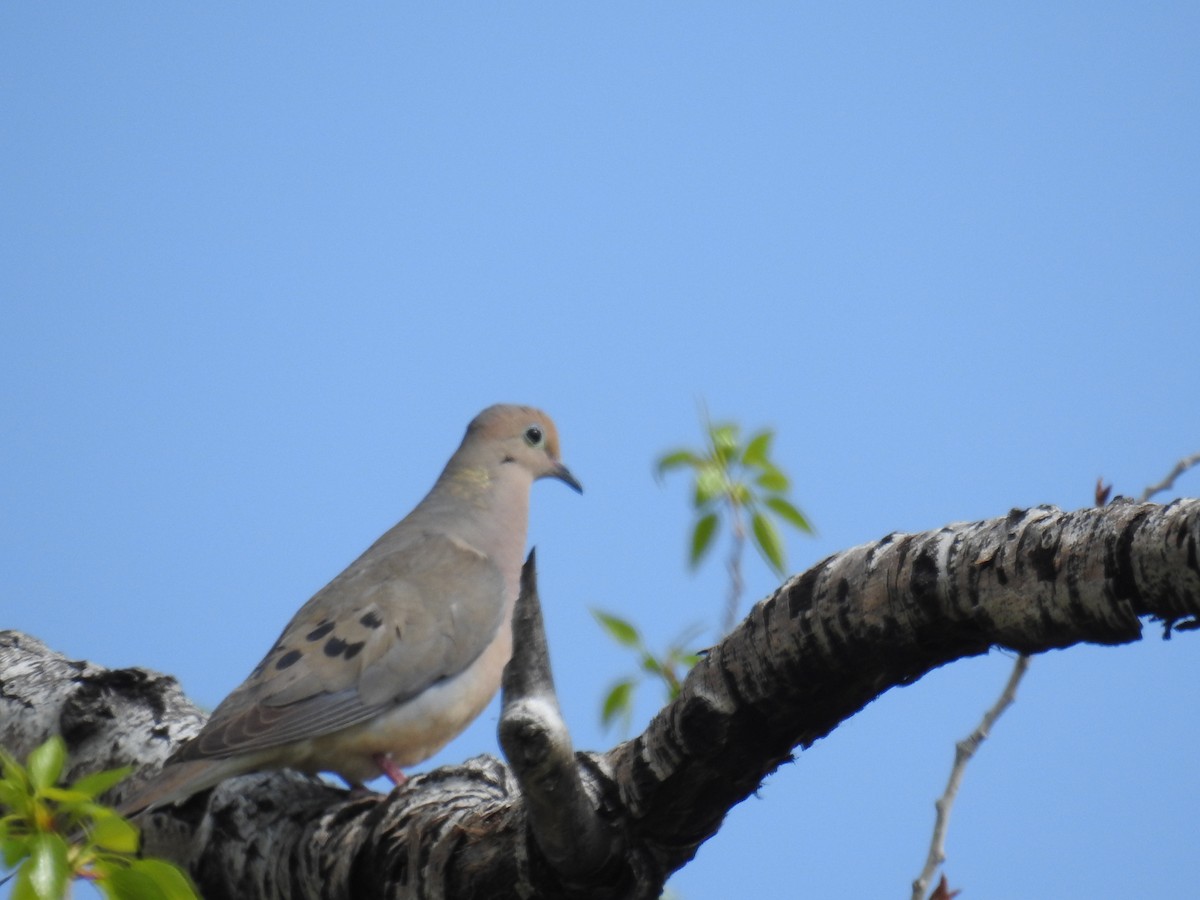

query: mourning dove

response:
[121,404,580,814]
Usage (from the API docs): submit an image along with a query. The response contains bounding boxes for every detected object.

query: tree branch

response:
[1141,452,1200,501]
[603,499,1200,877]
[2,499,1197,898]
[498,549,619,884]
[910,654,1031,900]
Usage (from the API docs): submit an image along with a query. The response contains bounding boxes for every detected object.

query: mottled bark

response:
[497,551,618,884]
[2,499,1197,899]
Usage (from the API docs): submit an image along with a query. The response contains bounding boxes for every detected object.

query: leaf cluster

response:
[592,610,701,733]
[595,415,816,731]
[0,737,196,900]
[656,422,813,577]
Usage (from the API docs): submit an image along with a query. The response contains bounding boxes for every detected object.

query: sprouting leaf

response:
[70,767,133,801]
[765,496,814,534]
[710,424,739,464]
[102,863,168,900]
[0,739,195,900]
[751,511,786,576]
[21,832,68,900]
[639,652,665,678]
[0,776,28,811]
[693,466,724,506]
[592,610,641,649]
[127,858,198,900]
[755,468,789,492]
[26,738,65,792]
[0,746,23,778]
[742,429,773,466]
[641,412,815,723]
[689,512,719,568]
[90,813,140,854]
[655,449,701,478]
[601,681,635,728]
[39,786,92,807]
[3,832,29,868]
[11,866,38,900]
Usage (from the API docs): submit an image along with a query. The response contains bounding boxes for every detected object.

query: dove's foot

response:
[373,753,408,786]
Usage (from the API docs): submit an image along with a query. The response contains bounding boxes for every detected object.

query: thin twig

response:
[722,506,745,636]
[1141,452,1200,502]
[910,655,1032,900]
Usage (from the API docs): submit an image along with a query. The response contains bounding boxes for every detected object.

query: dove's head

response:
[461,404,582,493]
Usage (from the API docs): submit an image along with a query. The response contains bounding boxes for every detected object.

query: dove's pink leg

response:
[373,753,408,786]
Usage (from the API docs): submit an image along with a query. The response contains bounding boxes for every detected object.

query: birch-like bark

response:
[2,499,1197,899]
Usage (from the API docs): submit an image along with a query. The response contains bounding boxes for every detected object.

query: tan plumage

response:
[122,404,580,814]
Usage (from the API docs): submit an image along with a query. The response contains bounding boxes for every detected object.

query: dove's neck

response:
[413,459,533,592]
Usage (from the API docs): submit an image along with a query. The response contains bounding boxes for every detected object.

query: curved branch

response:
[604,499,1200,876]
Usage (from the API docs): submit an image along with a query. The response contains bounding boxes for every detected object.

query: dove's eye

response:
[524,425,544,447]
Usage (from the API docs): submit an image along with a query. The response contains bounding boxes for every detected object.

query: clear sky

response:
[3,5,1198,898]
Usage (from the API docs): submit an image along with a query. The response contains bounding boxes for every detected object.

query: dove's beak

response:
[552,463,583,494]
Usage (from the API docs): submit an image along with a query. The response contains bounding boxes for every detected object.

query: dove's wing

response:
[172,531,506,762]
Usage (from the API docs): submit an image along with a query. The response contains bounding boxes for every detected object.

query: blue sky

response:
[3,5,1198,898]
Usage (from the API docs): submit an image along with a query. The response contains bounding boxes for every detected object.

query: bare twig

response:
[1141,451,1200,502]
[722,507,745,636]
[910,655,1032,900]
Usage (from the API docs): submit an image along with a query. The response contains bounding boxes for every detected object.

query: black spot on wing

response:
[359,611,383,629]
[275,649,302,670]
[307,621,336,642]
[321,635,365,661]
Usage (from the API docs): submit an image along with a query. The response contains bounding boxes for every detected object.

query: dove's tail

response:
[117,757,245,818]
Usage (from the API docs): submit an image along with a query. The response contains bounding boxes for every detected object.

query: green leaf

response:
[688,512,719,568]
[0,777,29,812]
[654,449,700,478]
[102,864,168,900]
[127,858,198,900]
[601,680,635,728]
[90,813,140,854]
[755,469,789,492]
[710,427,738,466]
[0,746,24,779]
[26,739,65,792]
[751,511,786,576]
[38,786,91,806]
[742,429,773,466]
[12,865,38,900]
[22,832,68,900]
[592,610,641,649]
[639,652,665,678]
[70,767,133,801]
[3,833,30,868]
[693,466,725,506]
[765,496,814,534]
